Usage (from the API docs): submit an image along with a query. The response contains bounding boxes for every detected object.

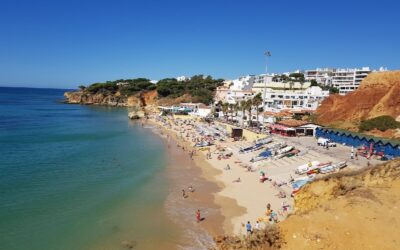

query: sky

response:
[0,0,399,88]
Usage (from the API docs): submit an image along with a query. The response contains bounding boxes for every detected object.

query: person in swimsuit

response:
[196,209,201,223]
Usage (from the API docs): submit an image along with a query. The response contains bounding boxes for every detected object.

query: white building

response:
[263,86,329,111]
[331,67,371,95]
[229,75,256,91]
[225,90,255,104]
[176,76,190,81]
[252,80,310,94]
[304,67,387,95]
[304,68,334,85]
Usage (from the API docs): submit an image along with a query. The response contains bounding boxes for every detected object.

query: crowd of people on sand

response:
[154,115,293,228]
[244,202,285,234]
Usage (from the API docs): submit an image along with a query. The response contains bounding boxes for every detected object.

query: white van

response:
[317,138,336,147]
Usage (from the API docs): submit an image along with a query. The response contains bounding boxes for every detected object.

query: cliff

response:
[64,90,158,111]
[279,159,400,249]
[315,71,400,132]
[213,159,400,249]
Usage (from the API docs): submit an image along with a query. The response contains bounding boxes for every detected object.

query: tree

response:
[240,100,247,127]
[246,99,253,127]
[221,103,229,121]
[310,79,319,87]
[78,85,86,90]
[233,103,239,123]
[252,93,263,124]
[228,103,234,120]
[329,86,339,94]
[289,81,294,90]
[290,73,305,83]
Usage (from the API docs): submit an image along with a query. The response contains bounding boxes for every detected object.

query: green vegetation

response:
[217,92,264,127]
[359,115,400,132]
[289,73,305,83]
[157,75,224,104]
[84,78,155,95]
[86,82,118,94]
[310,79,339,94]
[79,75,224,104]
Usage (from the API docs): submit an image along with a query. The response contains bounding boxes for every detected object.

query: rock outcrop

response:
[128,110,145,119]
[315,71,400,131]
[64,90,159,110]
[64,91,132,107]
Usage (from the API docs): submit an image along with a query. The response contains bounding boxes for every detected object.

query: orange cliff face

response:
[64,90,159,109]
[315,71,400,129]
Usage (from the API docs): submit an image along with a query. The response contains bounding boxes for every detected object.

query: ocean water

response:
[0,87,180,250]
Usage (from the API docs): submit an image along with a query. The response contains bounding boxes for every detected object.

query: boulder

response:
[128,110,145,119]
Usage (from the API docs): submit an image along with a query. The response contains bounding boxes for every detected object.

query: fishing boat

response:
[292,174,316,194]
[295,161,320,175]
[250,142,286,162]
[239,137,273,153]
[274,146,294,159]
[305,162,332,175]
[319,161,347,174]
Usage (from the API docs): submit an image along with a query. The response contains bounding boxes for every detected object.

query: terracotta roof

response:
[263,110,293,118]
[277,119,309,127]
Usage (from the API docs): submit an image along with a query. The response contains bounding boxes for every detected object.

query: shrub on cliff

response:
[157,75,224,104]
[86,82,118,93]
[359,115,400,132]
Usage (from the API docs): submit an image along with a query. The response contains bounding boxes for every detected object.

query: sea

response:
[0,87,187,249]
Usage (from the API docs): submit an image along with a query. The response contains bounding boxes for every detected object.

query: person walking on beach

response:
[254,220,260,231]
[246,221,252,234]
[182,189,186,198]
[196,209,201,223]
[351,152,354,159]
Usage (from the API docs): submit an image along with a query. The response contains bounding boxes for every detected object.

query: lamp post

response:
[263,51,271,127]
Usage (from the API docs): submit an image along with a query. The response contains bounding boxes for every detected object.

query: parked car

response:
[317,138,336,147]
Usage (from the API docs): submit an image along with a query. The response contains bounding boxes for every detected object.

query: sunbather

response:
[233,177,241,183]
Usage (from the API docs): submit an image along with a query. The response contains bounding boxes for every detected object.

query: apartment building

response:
[263,86,329,111]
[331,67,371,95]
[252,81,311,94]
[304,68,333,85]
[230,75,255,91]
[305,67,379,95]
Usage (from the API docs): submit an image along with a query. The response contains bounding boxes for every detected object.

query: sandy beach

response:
[145,114,375,238]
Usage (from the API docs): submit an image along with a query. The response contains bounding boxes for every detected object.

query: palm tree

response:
[239,100,247,127]
[246,99,253,127]
[233,102,239,123]
[228,103,234,121]
[252,93,263,125]
[289,81,294,90]
[221,103,229,121]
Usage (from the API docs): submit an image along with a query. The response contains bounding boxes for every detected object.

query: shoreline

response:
[144,118,245,238]
[137,112,373,245]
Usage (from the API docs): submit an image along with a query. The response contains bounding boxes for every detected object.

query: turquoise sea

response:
[0,87,181,249]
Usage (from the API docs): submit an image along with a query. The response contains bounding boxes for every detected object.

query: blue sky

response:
[0,0,399,88]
